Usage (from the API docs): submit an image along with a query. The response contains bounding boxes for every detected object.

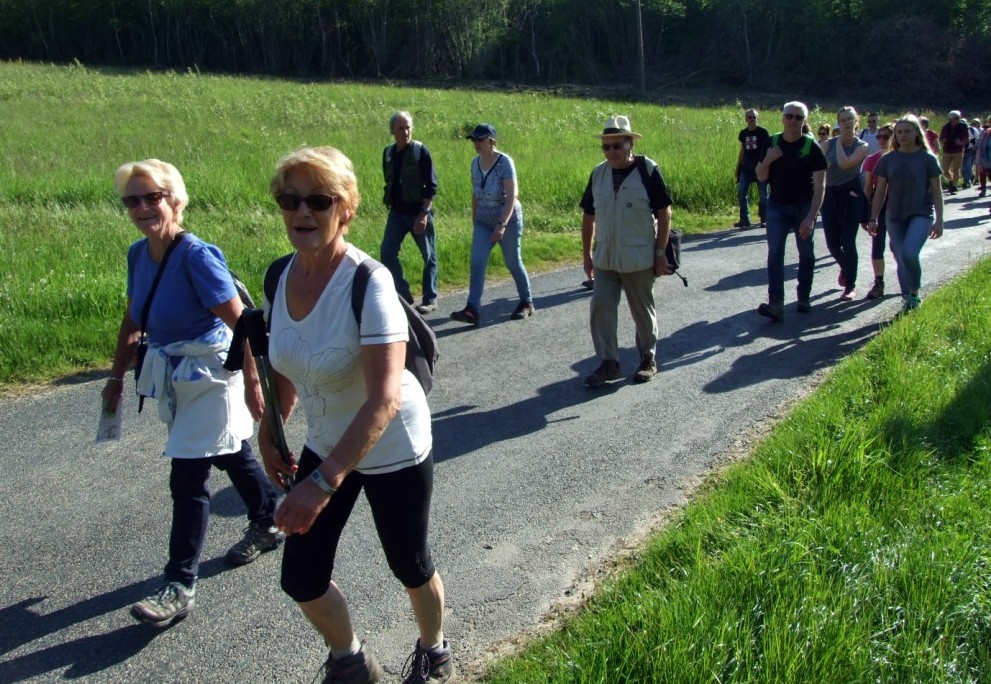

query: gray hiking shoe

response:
[757,302,784,322]
[584,360,620,388]
[401,639,456,684]
[225,522,285,566]
[318,643,383,684]
[632,352,657,384]
[131,581,195,627]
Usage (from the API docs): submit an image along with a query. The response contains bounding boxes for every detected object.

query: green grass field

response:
[0,61,925,387]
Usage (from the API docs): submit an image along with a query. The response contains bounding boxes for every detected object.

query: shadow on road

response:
[0,556,237,680]
[431,360,620,463]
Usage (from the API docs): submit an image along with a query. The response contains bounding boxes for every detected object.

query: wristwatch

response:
[309,469,337,497]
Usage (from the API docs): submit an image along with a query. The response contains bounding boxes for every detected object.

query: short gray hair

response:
[389,111,413,133]
[782,101,809,118]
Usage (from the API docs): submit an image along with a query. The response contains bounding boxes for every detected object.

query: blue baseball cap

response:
[466,123,497,140]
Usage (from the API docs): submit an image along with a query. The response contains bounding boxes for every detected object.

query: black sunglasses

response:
[275,193,339,212]
[783,113,805,121]
[601,141,628,151]
[121,191,170,209]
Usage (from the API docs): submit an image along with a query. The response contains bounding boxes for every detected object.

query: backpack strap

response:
[350,259,377,325]
[263,253,294,307]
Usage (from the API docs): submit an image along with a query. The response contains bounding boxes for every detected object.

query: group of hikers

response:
[99,100,969,683]
[100,111,677,684]
[736,103,980,320]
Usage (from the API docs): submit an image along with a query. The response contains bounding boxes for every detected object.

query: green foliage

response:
[0,0,987,97]
[482,260,991,682]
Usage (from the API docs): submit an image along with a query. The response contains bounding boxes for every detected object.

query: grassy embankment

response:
[0,61,916,387]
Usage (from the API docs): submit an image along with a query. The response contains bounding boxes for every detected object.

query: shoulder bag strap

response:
[139,231,186,335]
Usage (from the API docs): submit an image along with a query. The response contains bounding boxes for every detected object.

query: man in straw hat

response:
[754,101,827,321]
[580,115,674,388]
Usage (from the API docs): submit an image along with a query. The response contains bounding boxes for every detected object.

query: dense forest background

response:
[2,0,988,102]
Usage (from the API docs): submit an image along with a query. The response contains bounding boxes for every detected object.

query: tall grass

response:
[0,61,924,385]
[481,259,991,682]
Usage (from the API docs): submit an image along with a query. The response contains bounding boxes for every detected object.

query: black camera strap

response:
[136,231,186,412]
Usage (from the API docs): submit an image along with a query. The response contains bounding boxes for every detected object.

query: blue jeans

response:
[380,209,438,304]
[886,215,931,296]
[738,167,768,224]
[962,149,975,185]
[765,200,815,304]
[165,441,279,587]
[468,205,532,310]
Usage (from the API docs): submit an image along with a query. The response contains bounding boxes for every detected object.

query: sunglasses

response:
[121,191,170,209]
[783,113,805,121]
[601,141,628,151]
[275,193,339,212]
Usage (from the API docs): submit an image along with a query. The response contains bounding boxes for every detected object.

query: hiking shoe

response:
[584,360,620,388]
[318,643,383,684]
[415,302,437,315]
[796,300,812,313]
[450,306,480,327]
[131,581,195,627]
[757,302,784,322]
[865,280,884,300]
[400,639,455,684]
[225,522,285,566]
[733,221,752,228]
[839,288,856,301]
[511,301,535,320]
[632,353,657,384]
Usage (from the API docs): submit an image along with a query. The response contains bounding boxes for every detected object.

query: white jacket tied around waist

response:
[135,327,253,459]
[590,158,658,273]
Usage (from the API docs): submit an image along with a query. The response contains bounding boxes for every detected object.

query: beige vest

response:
[590,158,658,272]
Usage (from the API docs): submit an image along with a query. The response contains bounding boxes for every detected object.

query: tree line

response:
[1,0,988,102]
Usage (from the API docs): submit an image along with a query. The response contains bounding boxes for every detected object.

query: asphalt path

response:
[1,192,989,683]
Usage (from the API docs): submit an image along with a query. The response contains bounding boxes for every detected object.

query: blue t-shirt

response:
[127,234,236,346]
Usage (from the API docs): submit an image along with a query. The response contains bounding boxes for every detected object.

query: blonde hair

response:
[113,159,189,224]
[270,146,361,222]
[892,114,929,152]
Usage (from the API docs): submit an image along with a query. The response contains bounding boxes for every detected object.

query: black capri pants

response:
[281,446,436,603]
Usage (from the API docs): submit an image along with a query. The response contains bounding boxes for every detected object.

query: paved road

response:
[1,193,988,683]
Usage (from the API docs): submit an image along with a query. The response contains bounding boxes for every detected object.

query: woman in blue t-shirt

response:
[450,123,535,326]
[102,159,282,627]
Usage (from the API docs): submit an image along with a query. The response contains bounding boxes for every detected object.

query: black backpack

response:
[633,156,687,287]
[262,254,438,395]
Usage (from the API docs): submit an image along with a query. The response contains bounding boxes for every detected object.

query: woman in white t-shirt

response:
[259,146,453,684]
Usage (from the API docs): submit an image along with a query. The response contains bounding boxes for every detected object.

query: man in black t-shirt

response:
[736,109,770,228]
[754,101,827,321]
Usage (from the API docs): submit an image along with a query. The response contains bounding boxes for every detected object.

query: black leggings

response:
[280,447,436,603]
